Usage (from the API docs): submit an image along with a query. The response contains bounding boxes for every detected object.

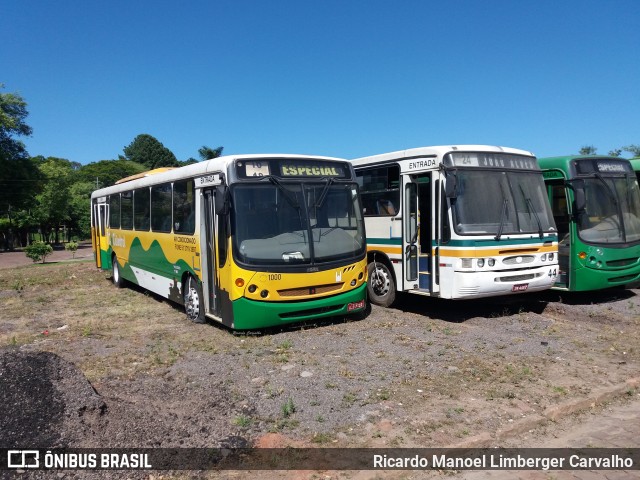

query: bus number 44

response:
[548,268,557,278]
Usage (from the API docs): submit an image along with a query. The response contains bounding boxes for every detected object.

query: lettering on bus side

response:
[174,235,197,253]
[110,234,126,248]
[408,159,436,170]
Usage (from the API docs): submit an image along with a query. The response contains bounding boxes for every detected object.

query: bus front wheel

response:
[112,257,125,288]
[367,261,396,307]
[184,276,206,324]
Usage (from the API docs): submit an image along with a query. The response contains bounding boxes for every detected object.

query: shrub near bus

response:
[91,155,367,330]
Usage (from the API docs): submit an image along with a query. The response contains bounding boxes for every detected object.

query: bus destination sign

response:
[237,159,348,179]
[280,163,345,177]
[448,153,538,170]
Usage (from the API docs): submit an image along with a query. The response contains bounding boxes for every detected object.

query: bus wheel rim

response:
[372,266,390,296]
[113,262,119,283]
[186,279,200,319]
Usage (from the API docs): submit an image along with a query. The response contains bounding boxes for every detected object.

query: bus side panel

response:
[111,230,201,304]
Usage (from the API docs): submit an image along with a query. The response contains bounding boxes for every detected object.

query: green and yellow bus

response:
[91,154,368,330]
[539,155,640,291]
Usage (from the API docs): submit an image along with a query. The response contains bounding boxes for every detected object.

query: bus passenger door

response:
[202,189,220,317]
[92,202,109,269]
[404,179,419,289]
[416,174,436,294]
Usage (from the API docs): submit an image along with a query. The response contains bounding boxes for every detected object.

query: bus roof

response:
[350,145,535,167]
[629,158,640,171]
[91,153,347,199]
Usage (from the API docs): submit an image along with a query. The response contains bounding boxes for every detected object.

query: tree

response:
[68,181,94,239]
[77,159,146,188]
[33,157,75,244]
[0,85,39,222]
[622,145,640,157]
[608,149,622,157]
[121,134,178,169]
[198,145,224,161]
[579,145,597,155]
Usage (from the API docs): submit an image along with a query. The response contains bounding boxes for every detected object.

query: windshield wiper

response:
[518,185,544,238]
[266,176,300,209]
[495,199,508,241]
[313,177,335,209]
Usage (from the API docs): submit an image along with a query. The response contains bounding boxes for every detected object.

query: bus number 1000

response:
[268,274,282,281]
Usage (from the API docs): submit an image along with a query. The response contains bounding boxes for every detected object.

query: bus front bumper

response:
[230,283,367,330]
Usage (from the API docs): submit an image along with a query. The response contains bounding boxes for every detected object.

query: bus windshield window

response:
[232,183,365,266]
[578,176,640,244]
[452,170,556,235]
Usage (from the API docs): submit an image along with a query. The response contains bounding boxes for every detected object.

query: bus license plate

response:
[347,300,366,311]
[512,284,529,292]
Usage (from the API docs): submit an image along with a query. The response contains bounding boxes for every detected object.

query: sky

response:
[2,0,640,165]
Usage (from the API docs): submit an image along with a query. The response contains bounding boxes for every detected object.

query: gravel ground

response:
[0,256,639,479]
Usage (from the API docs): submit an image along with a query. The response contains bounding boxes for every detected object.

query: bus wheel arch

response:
[183,274,206,323]
[366,252,396,307]
[111,254,125,288]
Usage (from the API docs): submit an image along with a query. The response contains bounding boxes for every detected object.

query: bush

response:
[65,241,79,258]
[24,241,54,264]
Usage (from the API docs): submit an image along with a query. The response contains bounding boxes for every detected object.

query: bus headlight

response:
[541,254,547,261]
[488,258,495,267]
[260,289,269,298]
[461,258,472,268]
[477,258,485,268]
[548,253,554,261]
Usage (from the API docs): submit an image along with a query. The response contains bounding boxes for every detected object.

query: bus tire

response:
[184,275,206,324]
[367,261,396,307]
[112,256,125,288]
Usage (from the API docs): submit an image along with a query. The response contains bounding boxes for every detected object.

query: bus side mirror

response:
[215,185,229,215]
[571,180,586,213]
[444,172,457,198]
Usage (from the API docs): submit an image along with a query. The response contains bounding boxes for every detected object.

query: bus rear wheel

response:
[367,261,396,307]
[184,275,206,324]
[112,256,125,288]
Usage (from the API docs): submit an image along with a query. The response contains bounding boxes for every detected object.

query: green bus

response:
[631,158,640,183]
[539,155,640,291]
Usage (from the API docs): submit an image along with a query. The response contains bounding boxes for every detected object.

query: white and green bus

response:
[91,154,368,330]
[352,145,559,306]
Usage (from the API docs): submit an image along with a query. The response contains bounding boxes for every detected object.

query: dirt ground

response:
[0,249,639,479]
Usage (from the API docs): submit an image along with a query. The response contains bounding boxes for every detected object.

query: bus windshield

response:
[451,170,556,236]
[578,175,640,244]
[232,182,365,267]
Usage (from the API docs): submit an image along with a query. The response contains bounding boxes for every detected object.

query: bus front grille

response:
[278,283,343,297]
[606,258,638,268]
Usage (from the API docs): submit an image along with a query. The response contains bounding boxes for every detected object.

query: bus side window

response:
[134,187,150,231]
[151,183,172,233]
[121,191,133,230]
[109,194,121,229]
[174,179,195,235]
[356,165,400,217]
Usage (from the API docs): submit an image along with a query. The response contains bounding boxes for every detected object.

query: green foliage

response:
[281,397,296,418]
[65,241,78,258]
[68,181,94,238]
[121,134,178,169]
[24,241,53,263]
[76,159,146,188]
[578,145,597,155]
[622,144,640,157]
[198,145,224,161]
[0,85,40,214]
